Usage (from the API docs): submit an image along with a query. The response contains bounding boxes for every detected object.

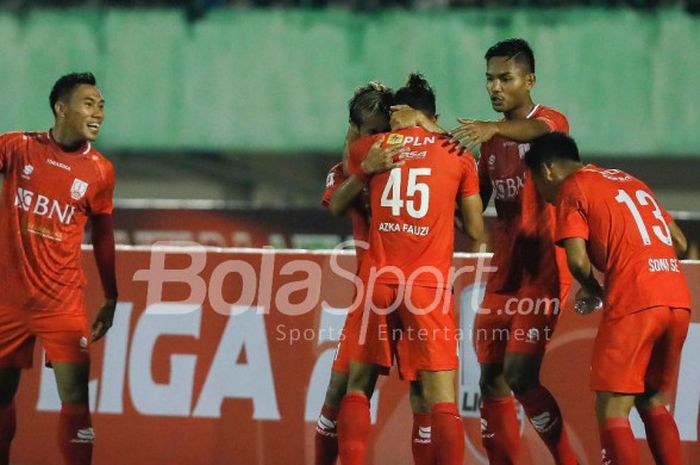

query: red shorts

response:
[591,306,690,394]
[332,305,392,376]
[473,288,562,364]
[346,283,459,380]
[0,304,90,368]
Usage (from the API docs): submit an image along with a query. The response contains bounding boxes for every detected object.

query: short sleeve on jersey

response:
[459,152,480,198]
[535,107,570,134]
[88,159,115,215]
[0,132,23,173]
[322,163,346,208]
[555,177,589,244]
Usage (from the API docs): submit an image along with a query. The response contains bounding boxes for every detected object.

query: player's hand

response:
[450,119,499,151]
[389,105,447,135]
[360,136,406,176]
[91,299,117,342]
[574,284,604,315]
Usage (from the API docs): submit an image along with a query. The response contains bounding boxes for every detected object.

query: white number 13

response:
[380,168,431,219]
[614,189,672,246]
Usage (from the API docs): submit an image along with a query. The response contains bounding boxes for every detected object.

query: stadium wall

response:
[11,247,700,465]
[0,8,698,155]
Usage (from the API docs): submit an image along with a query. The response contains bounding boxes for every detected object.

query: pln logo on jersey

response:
[70,178,89,200]
[386,134,404,145]
[21,164,34,180]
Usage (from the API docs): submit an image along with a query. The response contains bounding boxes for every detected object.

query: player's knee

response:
[324,373,349,408]
[504,367,538,396]
[634,389,665,411]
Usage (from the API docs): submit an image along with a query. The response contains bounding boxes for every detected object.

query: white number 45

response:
[380,168,431,219]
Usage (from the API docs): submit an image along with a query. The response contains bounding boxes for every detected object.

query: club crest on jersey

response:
[21,164,34,180]
[386,134,404,145]
[70,178,89,200]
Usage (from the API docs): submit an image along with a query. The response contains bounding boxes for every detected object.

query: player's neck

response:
[504,99,536,121]
[50,127,86,153]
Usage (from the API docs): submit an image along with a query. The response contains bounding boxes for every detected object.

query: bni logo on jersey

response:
[70,178,88,200]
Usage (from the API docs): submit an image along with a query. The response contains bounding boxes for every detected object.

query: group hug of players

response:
[0,38,691,465]
[316,38,691,465]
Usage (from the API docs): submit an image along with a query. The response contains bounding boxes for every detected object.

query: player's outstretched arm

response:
[451,118,550,151]
[90,213,118,342]
[459,194,486,244]
[669,221,689,259]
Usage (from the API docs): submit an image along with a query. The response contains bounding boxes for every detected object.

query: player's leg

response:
[37,310,93,465]
[403,287,462,465]
[53,361,93,465]
[337,284,395,465]
[0,368,21,465]
[0,307,35,465]
[337,361,380,465]
[634,307,690,465]
[590,308,667,465]
[504,293,576,465]
[504,352,576,465]
[315,370,347,465]
[420,370,463,465]
[474,292,520,465]
[409,380,432,465]
[596,391,638,465]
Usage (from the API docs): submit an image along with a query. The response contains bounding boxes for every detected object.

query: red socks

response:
[431,402,464,465]
[315,404,339,465]
[516,386,577,465]
[639,406,681,465]
[412,413,433,465]
[0,402,16,465]
[480,395,520,465]
[58,402,93,465]
[337,393,370,465]
[599,418,639,465]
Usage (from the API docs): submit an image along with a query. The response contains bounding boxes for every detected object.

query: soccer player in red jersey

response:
[451,39,578,465]
[0,73,117,465]
[315,81,406,465]
[525,132,691,465]
[336,74,485,465]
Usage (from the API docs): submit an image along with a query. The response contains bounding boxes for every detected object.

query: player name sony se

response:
[378,221,430,237]
[648,257,681,273]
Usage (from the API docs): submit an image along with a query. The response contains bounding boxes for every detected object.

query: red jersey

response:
[556,165,691,318]
[321,162,370,269]
[0,131,115,312]
[478,104,570,295]
[349,127,480,288]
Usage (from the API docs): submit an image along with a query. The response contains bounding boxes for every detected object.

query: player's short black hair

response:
[394,73,436,118]
[485,38,535,74]
[524,132,580,171]
[348,81,393,128]
[49,72,97,116]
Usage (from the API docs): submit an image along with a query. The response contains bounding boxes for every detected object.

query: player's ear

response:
[543,163,555,181]
[526,73,536,90]
[54,100,66,119]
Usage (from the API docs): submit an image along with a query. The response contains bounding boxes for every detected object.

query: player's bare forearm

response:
[459,194,486,243]
[562,237,601,292]
[669,221,688,259]
[491,118,551,142]
[328,175,365,216]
